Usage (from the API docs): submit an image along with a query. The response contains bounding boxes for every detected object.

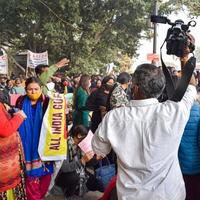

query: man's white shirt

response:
[92,85,197,200]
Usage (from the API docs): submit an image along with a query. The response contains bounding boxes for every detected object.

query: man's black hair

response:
[35,64,49,76]
[117,72,131,84]
[132,64,166,99]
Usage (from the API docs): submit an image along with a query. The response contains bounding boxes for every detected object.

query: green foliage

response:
[160,0,200,17]
[1,1,199,74]
[0,0,156,73]
[179,0,200,17]
[158,1,180,15]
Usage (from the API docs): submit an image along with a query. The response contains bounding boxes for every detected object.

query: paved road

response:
[45,191,102,200]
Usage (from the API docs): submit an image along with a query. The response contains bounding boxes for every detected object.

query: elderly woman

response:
[16,77,53,200]
[0,101,26,199]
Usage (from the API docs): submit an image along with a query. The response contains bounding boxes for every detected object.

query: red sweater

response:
[0,103,25,192]
[0,103,24,137]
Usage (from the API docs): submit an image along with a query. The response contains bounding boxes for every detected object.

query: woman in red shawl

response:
[0,102,26,199]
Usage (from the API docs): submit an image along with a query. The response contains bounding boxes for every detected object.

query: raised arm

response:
[39,58,70,85]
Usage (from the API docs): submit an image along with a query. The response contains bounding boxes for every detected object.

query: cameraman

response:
[92,52,197,199]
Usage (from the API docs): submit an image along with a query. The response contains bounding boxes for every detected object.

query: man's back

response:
[92,85,196,200]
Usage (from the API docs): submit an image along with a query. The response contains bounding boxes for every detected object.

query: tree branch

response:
[38,0,82,31]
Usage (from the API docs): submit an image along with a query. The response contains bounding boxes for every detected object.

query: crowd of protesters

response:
[0,43,200,200]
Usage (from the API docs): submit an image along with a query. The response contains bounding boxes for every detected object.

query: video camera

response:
[151,15,196,57]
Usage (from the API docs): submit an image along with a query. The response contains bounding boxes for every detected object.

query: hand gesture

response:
[96,155,104,160]
[81,151,94,165]
[55,58,70,68]
[180,34,195,67]
[189,74,197,86]
[15,110,27,119]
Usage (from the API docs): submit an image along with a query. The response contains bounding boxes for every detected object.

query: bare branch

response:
[38,0,82,31]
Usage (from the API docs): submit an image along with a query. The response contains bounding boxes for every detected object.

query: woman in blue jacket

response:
[178,103,200,200]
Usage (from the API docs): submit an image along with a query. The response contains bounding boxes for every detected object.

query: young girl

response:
[56,125,103,198]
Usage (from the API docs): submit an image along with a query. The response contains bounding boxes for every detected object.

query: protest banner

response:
[147,53,159,62]
[0,55,8,74]
[38,92,67,161]
[106,63,115,74]
[78,130,94,153]
[27,50,48,68]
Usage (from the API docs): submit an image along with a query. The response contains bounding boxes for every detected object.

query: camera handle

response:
[160,41,196,102]
[188,20,196,27]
